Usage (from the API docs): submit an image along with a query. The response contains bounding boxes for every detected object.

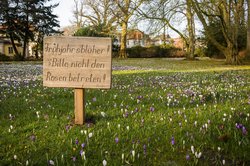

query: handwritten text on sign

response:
[43,36,112,89]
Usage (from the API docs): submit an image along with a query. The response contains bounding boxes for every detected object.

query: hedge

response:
[126,45,185,58]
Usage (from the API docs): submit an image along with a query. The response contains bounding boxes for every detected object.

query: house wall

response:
[172,38,184,50]
[127,39,144,48]
[127,29,145,48]
[0,43,4,54]
[3,43,22,56]
[127,30,143,40]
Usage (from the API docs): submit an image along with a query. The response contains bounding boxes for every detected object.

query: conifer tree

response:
[0,0,60,60]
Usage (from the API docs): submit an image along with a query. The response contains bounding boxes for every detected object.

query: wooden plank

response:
[43,36,112,89]
[74,88,85,124]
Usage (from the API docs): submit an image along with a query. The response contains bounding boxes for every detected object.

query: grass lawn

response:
[0,58,250,165]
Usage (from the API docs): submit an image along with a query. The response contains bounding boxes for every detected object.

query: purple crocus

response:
[150,106,155,112]
[143,144,146,155]
[72,156,76,162]
[236,123,243,129]
[80,149,84,156]
[75,139,79,145]
[65,125,70,132]
[137,95,143,99]
[30,134,36,141]
[115,137,119,144]
[242,127,247,135]
[81,143,85,148]
[171,136,175,145]
[134,108,139,112]
[123,112,129,118]
[186,154,190,160]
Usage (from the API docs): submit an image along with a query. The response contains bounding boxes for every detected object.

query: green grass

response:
[0,59,250,165]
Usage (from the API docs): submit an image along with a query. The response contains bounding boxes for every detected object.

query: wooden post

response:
[74,88,85,125]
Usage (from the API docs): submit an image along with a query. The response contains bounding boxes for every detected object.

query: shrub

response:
[194,47,206,57]
[0,53,11,61]
[127,45,185,58]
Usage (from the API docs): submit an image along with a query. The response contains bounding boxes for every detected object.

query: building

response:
[126,29,144,48]
[0,24,38,58]
[152,34,172,46]
[172,37,185,50]
[62,25,78,36]
[0,37,22,56]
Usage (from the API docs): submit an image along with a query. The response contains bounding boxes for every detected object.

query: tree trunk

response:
[22,33,28,61]
[119,21,128,58]
[9,34,20,57]
[247,0,250,59]
[186,0,195,60]
[224,43,240,65]
[191,0,242,65]
[21,8,29,61]
[34,44,39,59]
[163,24,166,46]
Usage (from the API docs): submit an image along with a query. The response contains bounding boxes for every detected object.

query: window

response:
[8,47,13,54]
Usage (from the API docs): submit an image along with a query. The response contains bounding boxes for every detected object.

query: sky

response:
[51,0,75,27]
[50,0,185,37]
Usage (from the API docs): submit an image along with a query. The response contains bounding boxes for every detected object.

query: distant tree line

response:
[0,0,249,64]
[73,0,250,65]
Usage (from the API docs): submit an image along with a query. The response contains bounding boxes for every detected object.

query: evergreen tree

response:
[0,0,60,60]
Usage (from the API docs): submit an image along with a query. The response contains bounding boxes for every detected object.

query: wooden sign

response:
[43,36,112,125]
[43,36,112,89]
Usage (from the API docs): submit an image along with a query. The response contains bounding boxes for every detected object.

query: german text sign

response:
[43,36,112,89]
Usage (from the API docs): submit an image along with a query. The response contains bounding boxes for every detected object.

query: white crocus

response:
[88,132,93,138]
[191,145,195,154]
[102,159,107,166]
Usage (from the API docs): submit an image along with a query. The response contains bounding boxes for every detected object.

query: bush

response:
[0,53,11,61]
[194,47,206,57]
[127,45,185,58]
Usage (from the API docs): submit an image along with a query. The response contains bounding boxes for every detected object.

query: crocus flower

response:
[89,132,93,138]
[171,136,175,145]
[49,160,54,165]
[150,106,155,112]
[115,137,119,144]
[195,152,202,158]
[143,144,146,155]
[103,159,107,166]
[132,150,135,157]
[186,154,190,160]
[242,127,247,135]
[236,123,243,129]
[72,156,76,162]
[65,125,70,132]
[191,146,195,154]
[30,134,36,141]
[101,112,106,117]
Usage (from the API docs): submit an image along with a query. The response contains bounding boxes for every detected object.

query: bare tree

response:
[114,0,145,58]
[191,0,245,65]
[72,0,84,29]
[83,0,117,34]
[247,0,250,59]
[138,0,196,59]
[72,0,117,35]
